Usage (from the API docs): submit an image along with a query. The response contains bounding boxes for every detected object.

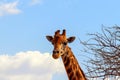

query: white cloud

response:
[30,0,42,6]
[0,1,21,16]
[0,51,64,80]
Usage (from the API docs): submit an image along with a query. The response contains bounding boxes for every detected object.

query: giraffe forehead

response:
[53,36,66,43]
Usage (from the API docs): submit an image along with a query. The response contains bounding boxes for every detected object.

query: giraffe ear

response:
[46,36,53,42]
[67,36,75,43]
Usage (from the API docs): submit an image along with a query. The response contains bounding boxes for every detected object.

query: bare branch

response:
[80,26,120,79]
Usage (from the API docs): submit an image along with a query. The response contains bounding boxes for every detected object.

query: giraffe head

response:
[46,29,75,59]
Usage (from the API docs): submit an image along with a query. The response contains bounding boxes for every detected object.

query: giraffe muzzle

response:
[52,50,61,59]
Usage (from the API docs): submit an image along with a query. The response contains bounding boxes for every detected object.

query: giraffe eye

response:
[63,42,67,45]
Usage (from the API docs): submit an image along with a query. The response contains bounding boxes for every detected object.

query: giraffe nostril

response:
[53,50,59,53]
[56,51,59,53]
[53,51,56,53]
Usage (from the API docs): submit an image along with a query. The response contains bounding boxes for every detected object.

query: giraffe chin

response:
[52,53,60,59]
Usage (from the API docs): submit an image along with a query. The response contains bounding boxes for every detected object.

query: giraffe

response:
[46,29,87,80]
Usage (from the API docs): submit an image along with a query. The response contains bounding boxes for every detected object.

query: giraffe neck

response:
[61,47,86,80]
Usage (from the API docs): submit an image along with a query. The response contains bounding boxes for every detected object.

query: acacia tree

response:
[80,26,120,80]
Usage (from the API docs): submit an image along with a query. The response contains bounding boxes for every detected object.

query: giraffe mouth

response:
[52,53,60,59]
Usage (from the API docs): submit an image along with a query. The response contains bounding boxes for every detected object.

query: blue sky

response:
[0,0,120,80]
